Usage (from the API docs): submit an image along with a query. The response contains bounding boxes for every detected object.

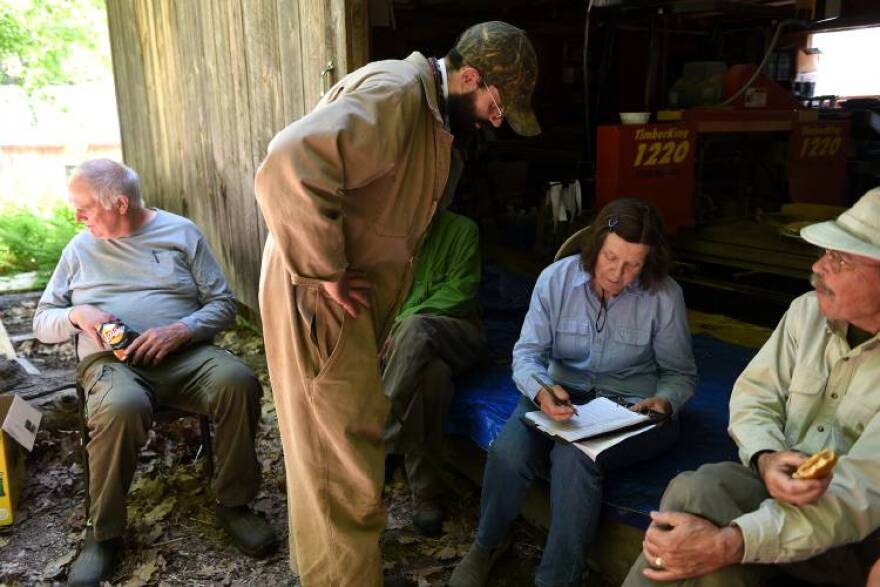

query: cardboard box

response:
[0,395,42,526]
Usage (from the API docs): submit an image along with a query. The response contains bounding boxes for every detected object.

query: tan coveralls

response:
[255,52,456,586]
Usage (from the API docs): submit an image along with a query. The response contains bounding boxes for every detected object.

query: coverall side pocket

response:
[295,286,347,381]
[313,300,348,381]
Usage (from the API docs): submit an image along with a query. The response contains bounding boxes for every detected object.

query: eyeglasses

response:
[481,80,505,120]
[820,249,880,274]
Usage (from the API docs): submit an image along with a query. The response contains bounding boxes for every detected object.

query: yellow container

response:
[0,395,33,526]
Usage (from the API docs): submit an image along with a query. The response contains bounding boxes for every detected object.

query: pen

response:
[531,374,578,416]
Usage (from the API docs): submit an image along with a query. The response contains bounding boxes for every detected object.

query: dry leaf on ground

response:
[43,549,76,580]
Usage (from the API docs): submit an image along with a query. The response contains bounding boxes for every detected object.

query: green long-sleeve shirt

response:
[396,211,480,322]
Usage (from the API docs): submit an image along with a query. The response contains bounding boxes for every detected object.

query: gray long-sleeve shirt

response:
[34,209,237,358]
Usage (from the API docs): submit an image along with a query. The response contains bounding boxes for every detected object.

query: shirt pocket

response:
[149,250,189,288]
[835,370,879,442]
[785,366,826,440]
[614,327,651,346]
[554,319,591,360]
[603,326,651,369]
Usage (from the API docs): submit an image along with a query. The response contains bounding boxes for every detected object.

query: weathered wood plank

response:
[333,0,369,74]
[242,0,284,271]
[276,0,307,125]
[105,0,371,312]
[299,0,333,108]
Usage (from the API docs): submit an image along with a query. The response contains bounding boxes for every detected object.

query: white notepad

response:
[522,396,653,443]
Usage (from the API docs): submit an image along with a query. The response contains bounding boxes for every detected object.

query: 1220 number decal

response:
[799,136,841,158]
[633,141,690,167]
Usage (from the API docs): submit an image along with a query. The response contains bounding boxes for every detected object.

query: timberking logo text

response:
[634,127,689,141]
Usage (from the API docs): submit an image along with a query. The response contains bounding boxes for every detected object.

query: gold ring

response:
[655,556,663,568]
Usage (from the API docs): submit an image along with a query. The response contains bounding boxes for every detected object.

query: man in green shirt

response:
[623,187,880,587]
[382,210,485,536]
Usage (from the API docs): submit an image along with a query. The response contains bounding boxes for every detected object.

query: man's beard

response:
[447,90,480,140]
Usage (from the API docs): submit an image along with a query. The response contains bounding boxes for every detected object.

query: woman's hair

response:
[579,198,670,291]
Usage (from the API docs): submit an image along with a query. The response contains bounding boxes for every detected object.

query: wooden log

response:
[2,369,79,430]
[0,357,28,392]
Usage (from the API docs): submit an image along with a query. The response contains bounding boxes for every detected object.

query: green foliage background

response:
[0,0,109,289]
[0,205,81,285]
[0,0,110,92]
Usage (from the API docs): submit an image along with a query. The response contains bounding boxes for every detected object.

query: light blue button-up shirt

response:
[512,255,697,413]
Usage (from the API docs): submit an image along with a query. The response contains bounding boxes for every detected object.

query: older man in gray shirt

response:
[34,159,276,587]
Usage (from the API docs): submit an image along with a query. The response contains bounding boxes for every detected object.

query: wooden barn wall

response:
[105,0,368,312]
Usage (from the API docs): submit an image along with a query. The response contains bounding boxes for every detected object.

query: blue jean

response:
[475,395,680,587]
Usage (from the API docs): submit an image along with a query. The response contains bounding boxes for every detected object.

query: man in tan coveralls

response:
[254,22,540,587]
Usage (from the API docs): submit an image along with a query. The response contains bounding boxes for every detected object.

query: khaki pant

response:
[382,314,485,501]
[259,275,388,586]
[623,462,880,587]
[78,344,263,541]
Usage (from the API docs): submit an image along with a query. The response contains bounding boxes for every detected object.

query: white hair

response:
[69,158,143,210]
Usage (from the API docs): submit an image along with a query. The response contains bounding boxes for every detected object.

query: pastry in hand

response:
[792,449,838,480]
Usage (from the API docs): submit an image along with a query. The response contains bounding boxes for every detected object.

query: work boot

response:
[215,504,279,558]
[67,527,122,587]
[413,498,444,538]
[447,538,511,587]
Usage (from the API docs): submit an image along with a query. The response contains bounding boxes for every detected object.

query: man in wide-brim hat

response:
[621,187,880,587]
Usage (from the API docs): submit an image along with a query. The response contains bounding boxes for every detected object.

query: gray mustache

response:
[810,273,832,295]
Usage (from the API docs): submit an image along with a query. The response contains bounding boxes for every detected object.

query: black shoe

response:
[215,504,279,558]
[413,498,444,538]
[67,528,122,587]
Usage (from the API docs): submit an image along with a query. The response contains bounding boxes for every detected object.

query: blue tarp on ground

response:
[447,266,758,529]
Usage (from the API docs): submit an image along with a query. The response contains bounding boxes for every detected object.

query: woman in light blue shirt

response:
[451,198,697,587]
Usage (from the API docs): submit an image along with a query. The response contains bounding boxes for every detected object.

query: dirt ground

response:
[0,291,550,586]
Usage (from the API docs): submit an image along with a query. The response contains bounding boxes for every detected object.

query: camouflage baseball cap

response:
[454,21,540,136]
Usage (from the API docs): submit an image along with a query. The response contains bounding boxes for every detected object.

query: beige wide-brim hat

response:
[801,187,880,262]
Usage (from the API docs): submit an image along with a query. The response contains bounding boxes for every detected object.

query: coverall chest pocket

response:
[554,319,591,360]
[368,170,425,238]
